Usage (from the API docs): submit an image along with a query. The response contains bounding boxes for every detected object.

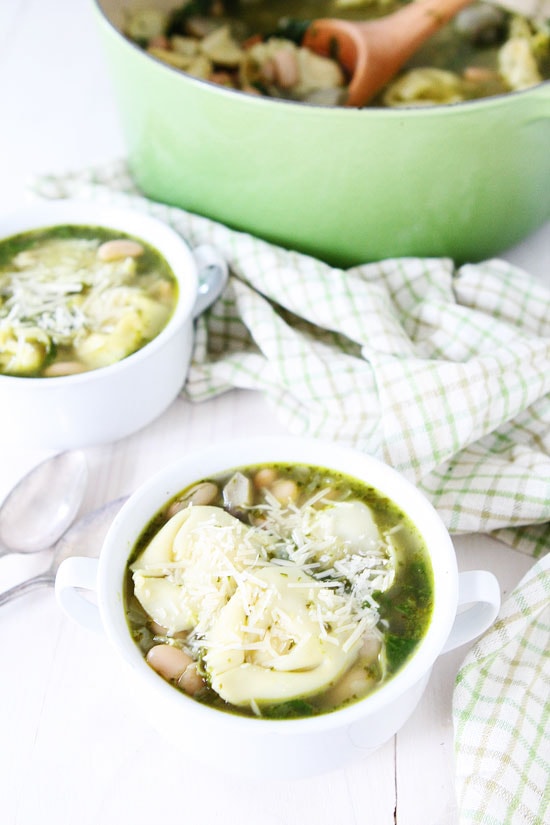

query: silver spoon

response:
[0,496,126,606]
[0,450,88,556]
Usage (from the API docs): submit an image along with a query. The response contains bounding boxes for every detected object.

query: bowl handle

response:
[55,556,103,635]
[191,244,229,319]
[441,570,501,654]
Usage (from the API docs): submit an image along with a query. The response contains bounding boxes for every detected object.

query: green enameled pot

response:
[94,0,550,267]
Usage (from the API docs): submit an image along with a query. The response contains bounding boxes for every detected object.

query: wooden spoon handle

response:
[304,0,476,107]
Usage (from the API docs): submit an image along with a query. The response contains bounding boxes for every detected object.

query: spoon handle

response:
[0,573,55,606]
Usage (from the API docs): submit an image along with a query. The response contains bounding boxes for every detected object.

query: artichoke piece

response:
[498,16,542,91]
[499,33,542,90]
[148,46,196,70]
[171,35,201,57]
[126,9,168,42]
[186,54,214,79]
[223,471,253,513]
[200,25,244,67]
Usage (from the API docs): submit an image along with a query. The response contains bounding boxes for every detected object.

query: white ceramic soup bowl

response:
[56,437,501,779]
[0,200,227,449]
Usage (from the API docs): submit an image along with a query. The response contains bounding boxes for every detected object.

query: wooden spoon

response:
[302,0,478,107]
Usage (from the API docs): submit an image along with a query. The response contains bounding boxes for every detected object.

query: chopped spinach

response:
[262,699,316,719]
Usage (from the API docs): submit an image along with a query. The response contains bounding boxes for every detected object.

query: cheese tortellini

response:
[75,287,171,369]
[131,505,270,634]
[205,566,362,707]
[126,461,436,719]
[307,500,384,560]
[131,498,393,709]
[0,322,51,376]
[383,68,467,107]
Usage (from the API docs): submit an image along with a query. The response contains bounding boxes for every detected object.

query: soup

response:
[125,462,433,719]
[0,225,178,377]
[123,0,550,107]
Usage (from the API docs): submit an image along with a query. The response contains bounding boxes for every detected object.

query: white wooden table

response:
[1,2,548,823]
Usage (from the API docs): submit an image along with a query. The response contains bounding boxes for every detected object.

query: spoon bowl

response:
[303,0,475,107]
[0,451,88,556]
[0,497,125,606]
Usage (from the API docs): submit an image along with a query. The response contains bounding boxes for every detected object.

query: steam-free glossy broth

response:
[0,225,177,377]
[125,462,434,719]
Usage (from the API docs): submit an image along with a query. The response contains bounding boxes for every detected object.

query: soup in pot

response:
[123,0,550,106]
[125,461,434,719]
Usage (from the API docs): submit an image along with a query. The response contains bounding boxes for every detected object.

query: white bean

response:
[150,620,169,635]
[254,467,278,489]
[146,644,193,682]
[178,663,205,696]
[43,361,87,377]
[166,499,186,518]
[271,478,299,503]
[187,481,219,506]
[359,635,382,663]
[97,239,144,262]
[166,482,219,518]
[323,665,373,707]
[272,48,299,89]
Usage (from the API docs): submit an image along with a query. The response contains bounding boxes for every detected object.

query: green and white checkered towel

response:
[31,160,549,821]
[453,552,550,824]
[33,160,550,558]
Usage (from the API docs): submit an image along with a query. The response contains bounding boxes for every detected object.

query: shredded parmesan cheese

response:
[0,233,174,376]
[132,490,399,707]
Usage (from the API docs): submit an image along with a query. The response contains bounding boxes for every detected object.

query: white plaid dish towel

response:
[453,553,550,824]
[32,160,550,558]
[29,160,550,822]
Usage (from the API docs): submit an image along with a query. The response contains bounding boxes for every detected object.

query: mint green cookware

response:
[94,0,550,267]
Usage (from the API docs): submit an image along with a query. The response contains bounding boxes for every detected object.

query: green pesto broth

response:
[0,224,177,378]
[125,1,550,107]
[125,461,434,720]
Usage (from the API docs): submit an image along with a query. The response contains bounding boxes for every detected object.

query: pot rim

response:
[0,198,198,386]
[98,435,459,734]
[93,0,550,116]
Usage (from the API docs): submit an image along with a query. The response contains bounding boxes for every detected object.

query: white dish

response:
[55,437,501,778]
[0,200,227,449]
